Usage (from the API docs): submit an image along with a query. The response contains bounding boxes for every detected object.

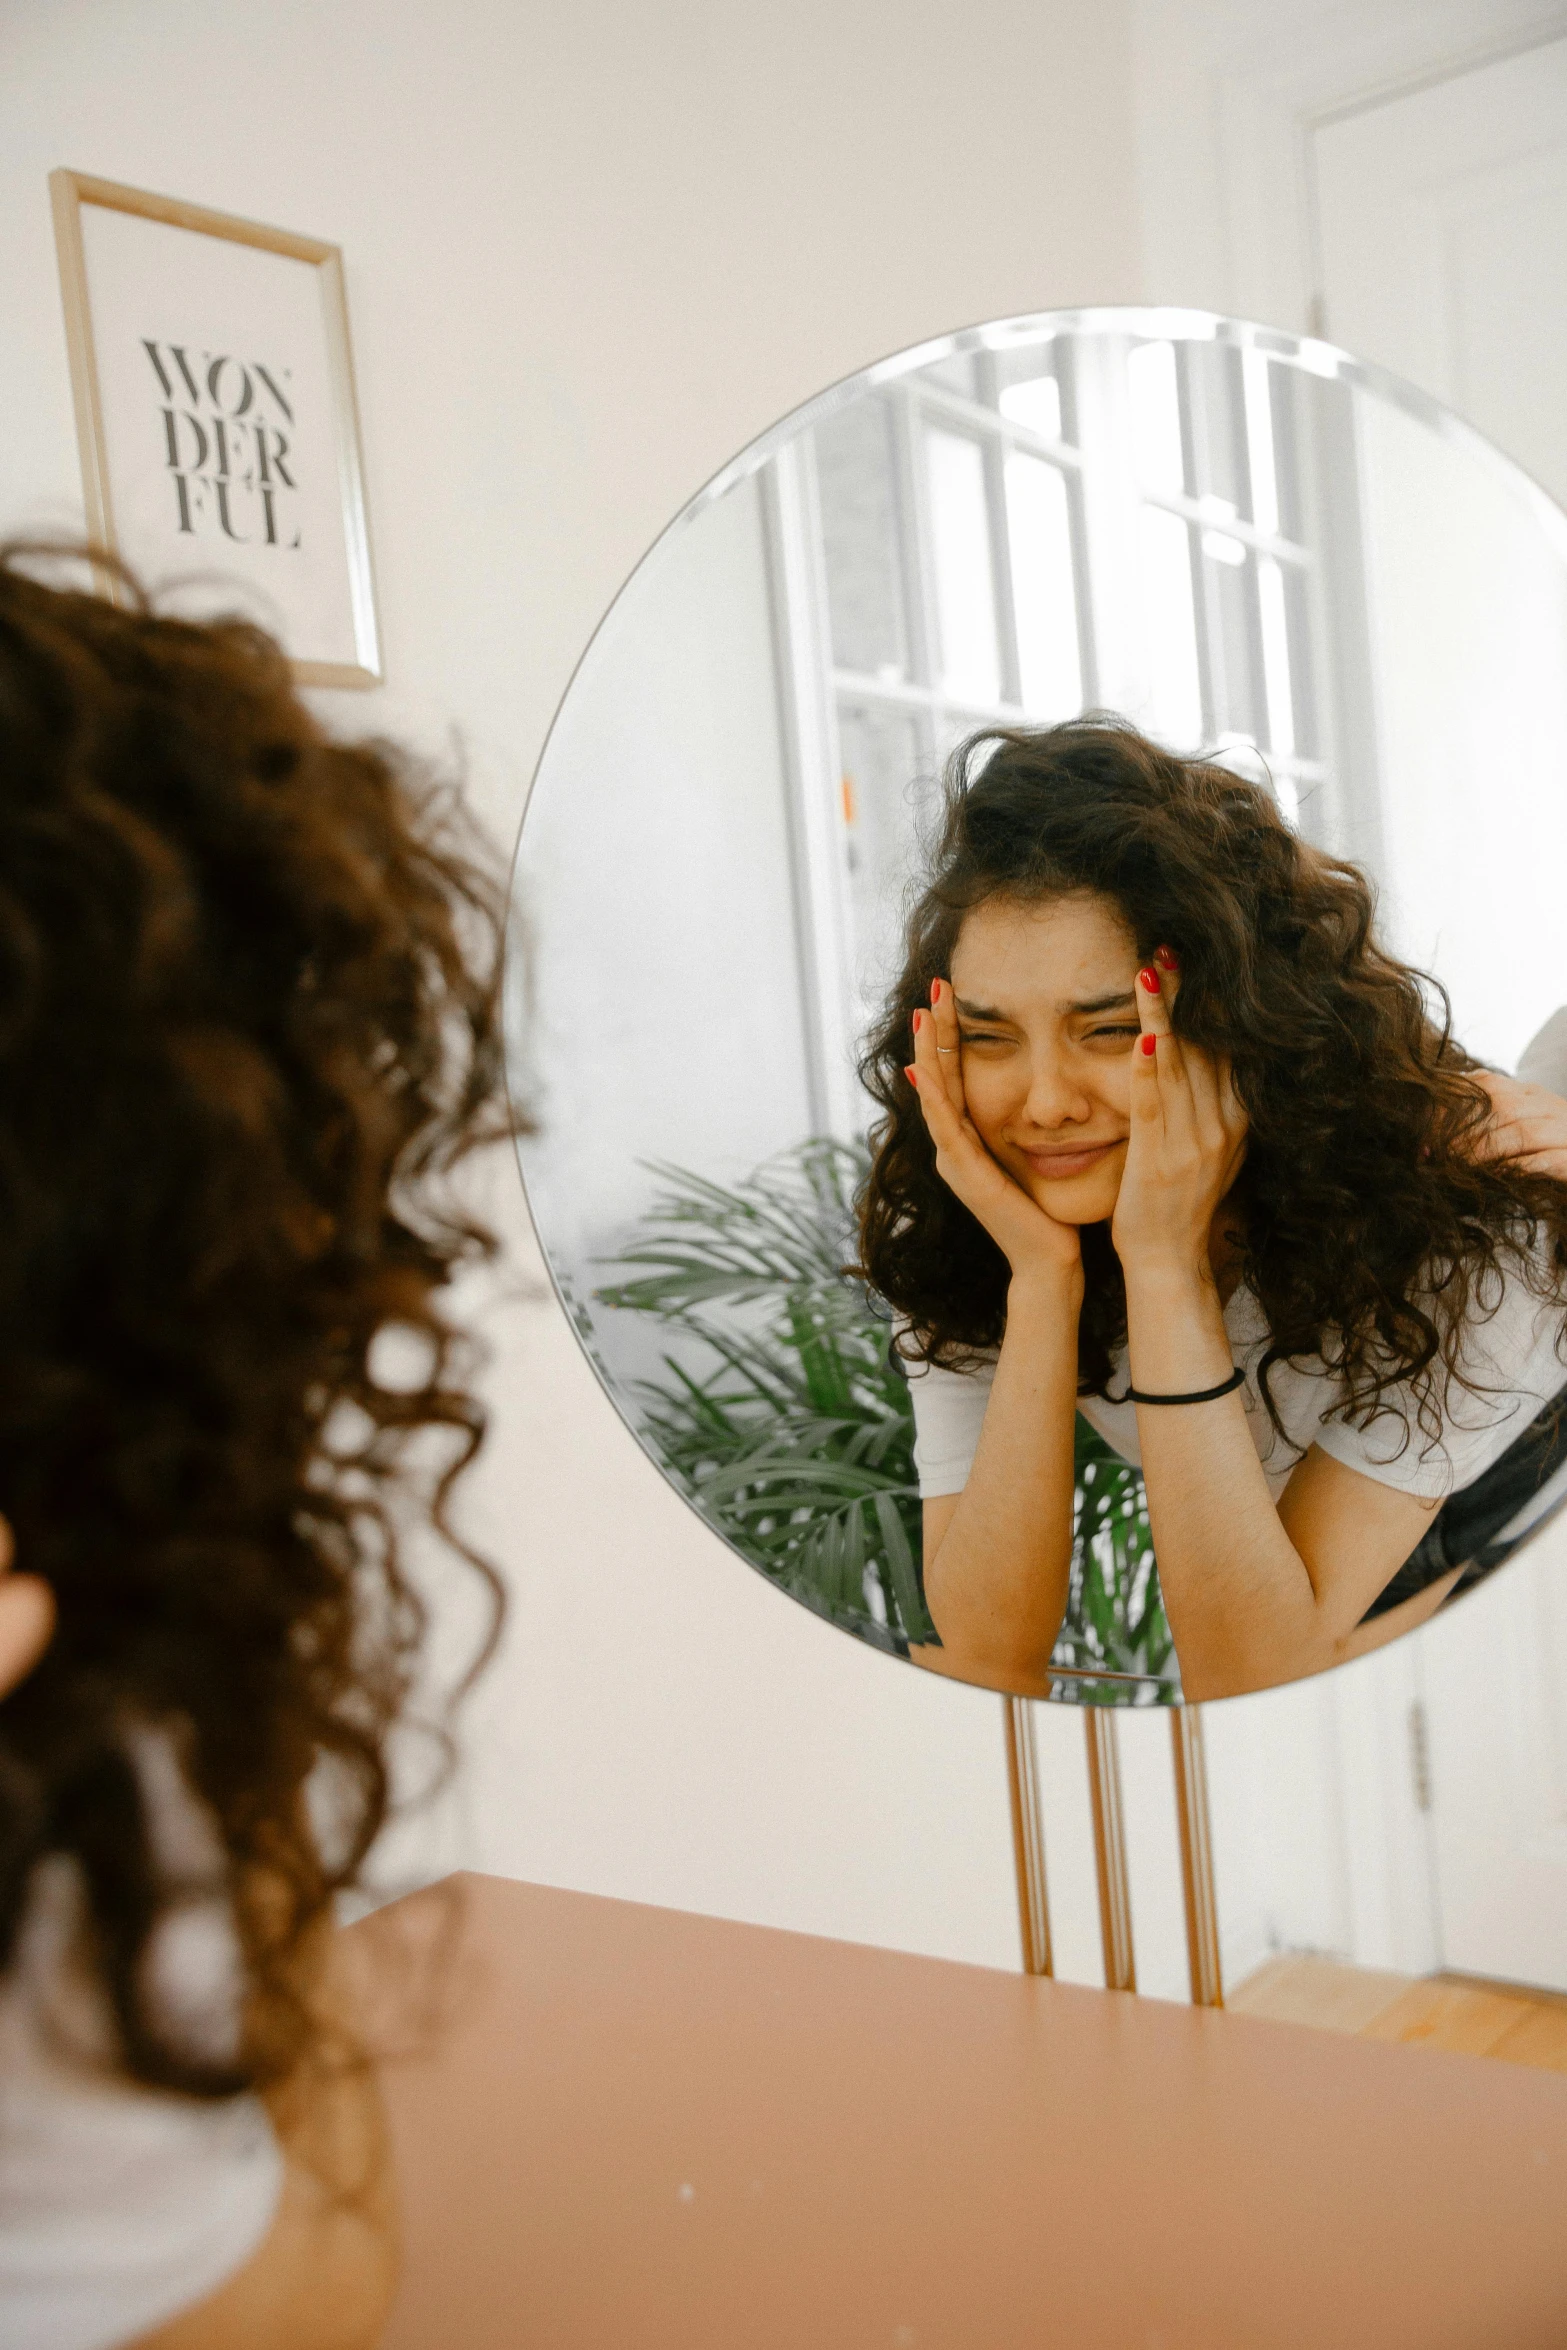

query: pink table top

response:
[351,1872,1567,2349]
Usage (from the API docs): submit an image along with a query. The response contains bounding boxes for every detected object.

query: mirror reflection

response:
[514,309,1567,1705]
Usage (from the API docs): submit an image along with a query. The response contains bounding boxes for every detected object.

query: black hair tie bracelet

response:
[1123,1365,1246,1406]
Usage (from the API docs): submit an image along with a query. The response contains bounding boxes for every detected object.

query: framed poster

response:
[49,169,381,688]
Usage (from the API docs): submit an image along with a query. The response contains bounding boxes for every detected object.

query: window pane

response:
[1000,373,1062,441]
[837,701,927,1016]
[1127,341,1185,496]
[1243,349,1280,538]
[1281,559,1318,759]
[921,352,980,399]
[1138,505,1202,746]
[1006,454,1082,719]
[997,344,1065,439]
[813,399,909,679]
[1186,340,1249,521]
[1203,532,1262,744]
[1257,554,1294,758]
[1270,365,1309,546]
[924,427,1003,706]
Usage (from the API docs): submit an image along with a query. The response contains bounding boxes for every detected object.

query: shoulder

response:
[899,1337,999,1399]
[899,1334,997,1499]
[0,1804,283,2350]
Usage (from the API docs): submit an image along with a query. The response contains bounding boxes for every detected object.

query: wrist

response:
[1008,1258,1085,1317]
[1120,1253,1219,1308]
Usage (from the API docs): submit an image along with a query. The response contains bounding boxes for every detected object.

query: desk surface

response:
[354,1873,1567,2350]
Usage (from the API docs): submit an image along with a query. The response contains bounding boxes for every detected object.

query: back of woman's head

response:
[861,717,1565,1419]
[0,550,509,2095]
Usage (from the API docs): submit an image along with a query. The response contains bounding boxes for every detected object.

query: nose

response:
[1021,1044,1094,1131]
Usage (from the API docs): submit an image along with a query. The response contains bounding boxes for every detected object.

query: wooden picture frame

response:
[49,168,381,688]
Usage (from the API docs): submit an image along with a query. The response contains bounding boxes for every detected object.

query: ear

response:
[0,1520,54,1703]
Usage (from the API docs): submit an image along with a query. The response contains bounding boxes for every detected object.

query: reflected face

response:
[949,891,1142,1225]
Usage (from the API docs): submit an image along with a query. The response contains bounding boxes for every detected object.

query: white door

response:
[1314,35,1567,1987]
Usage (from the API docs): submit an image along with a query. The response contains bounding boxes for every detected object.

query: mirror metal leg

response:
[1170,1704,1224,2007]
[1003,1696,1053,1976]
[1084,1710,1136,1991]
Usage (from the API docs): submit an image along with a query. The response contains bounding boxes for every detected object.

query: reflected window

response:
[1006,452,1081,718]
[1127,336,1320,809]
[997,347,1066,441]
[1139,505,1203,748]
[1127,340,1185,496]
[925,427,1003,706]
[838,703,927,1019]
[814,398,909,680]
[1186,340,1250,521]
[802,346,1090,1039]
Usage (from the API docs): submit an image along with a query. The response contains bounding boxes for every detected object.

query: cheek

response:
[1098,1058,1134,1120]
[959,1059,1014,1145]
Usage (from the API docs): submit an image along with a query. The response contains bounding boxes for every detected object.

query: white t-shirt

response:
[908,1256,1567,1504]
[0,1735,284,2350]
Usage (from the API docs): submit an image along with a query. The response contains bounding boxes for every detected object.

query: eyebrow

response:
[954,989,1138,1021]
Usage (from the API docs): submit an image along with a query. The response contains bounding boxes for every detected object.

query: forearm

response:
[1125,1267,1325,1699]
[924,1267,1081,1687]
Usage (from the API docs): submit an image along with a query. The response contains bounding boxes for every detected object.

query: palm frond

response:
[594,1139,1175,1697]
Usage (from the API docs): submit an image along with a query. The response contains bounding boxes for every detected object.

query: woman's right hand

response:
[907,980,1084,1289]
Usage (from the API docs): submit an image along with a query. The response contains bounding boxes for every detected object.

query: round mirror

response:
[510,307,1567,1708]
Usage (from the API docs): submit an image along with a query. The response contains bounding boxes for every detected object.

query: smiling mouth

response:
[1017,1140,1125,1180]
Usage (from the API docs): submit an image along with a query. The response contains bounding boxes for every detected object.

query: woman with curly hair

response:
[860,718,1567,1703]
[0,550,508,2348]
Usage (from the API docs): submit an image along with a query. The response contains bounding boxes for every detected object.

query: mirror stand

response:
[1171,1708,1224,2007]
[1086,1711,1137,1992]
[1005,1700,1224,2006]
[1003,1697,1052,1977]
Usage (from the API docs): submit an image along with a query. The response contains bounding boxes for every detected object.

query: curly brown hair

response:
[859,719,1567,1440]
[0,549,512,2100]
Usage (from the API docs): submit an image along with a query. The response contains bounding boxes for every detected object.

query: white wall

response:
[0,0,1145,1973]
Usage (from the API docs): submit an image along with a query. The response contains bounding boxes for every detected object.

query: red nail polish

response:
[1155,945,1179,970]
[930,979,941,1003]
[1140,1033,1157,1056]
[1139,967,1161,994]
[913,1009,924,1033]
[905,1065,919,1087]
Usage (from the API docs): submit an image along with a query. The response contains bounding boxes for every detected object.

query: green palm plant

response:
[594,1140,925,1651]
[593,1137,1176,1698]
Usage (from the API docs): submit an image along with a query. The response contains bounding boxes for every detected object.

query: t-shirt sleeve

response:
[906,1349,996,1498]
[1313,1260,1567,1501]
[0,1856,285,2350]
[0,2057,284,2350]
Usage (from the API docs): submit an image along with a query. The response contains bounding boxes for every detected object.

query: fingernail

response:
[905,1065,919,1087]
[913,1009,924,1032]
[1138,967,1161,994]
[1140,1033,1157,1056]
[1155,945,1179,970]
[931,979,942,1004]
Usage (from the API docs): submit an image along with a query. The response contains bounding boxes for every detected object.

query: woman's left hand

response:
[1110,953,1248,1285]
